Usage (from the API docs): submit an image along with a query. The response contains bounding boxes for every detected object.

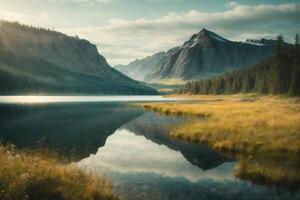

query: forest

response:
[181,34,300,96]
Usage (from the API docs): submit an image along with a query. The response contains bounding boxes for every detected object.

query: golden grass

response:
[234,153,300,190]
[0,145,118,200]
[140,95,300,154]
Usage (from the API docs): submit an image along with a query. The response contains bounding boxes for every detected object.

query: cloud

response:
[49,0,178,4]
[0,11,49,26]
[2,2,298,66]
[50,0,113,3]
[227,1,239,8]
[60,2,300,66]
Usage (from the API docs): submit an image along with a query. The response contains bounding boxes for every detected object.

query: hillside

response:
[116,29,280,82]
[181,35,300,96]
[0,21,157,95]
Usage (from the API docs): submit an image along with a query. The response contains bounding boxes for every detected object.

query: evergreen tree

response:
[180,34,299,96]
[268,34,289,94]
[288,62,300,96]
[295,34,299,46]
[288,34,300,96]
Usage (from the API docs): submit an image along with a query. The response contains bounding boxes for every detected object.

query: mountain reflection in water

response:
[0,102,299,200]
[78,112,300,200]
[0,103,143,159]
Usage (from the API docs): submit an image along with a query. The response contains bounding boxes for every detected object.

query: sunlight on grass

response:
[234,153,300,190]
[140,95,300,154]
[0,145,118,200]
[139,95,300,189]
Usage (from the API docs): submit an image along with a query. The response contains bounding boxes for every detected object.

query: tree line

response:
[180,34,300,96]
[0,20,82,40]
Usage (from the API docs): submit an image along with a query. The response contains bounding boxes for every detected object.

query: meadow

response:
[140,95,300,188]
[140,95,300,154]
[0,145,118,200]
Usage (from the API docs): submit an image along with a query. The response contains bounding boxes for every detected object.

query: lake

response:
[0,96,299,200]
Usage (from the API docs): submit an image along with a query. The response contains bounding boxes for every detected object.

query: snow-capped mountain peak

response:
[183,29,229,48]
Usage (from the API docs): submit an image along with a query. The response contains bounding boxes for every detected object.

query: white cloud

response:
[1,2,299,66]
[50,0,113,3]
[49,0,178,3]
[60,2,300,66]
[227,1,239,8]
[0,11,49,26]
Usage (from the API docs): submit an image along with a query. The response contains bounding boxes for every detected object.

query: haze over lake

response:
[0,96,179,104]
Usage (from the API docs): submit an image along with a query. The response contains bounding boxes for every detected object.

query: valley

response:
[0,1,299,199]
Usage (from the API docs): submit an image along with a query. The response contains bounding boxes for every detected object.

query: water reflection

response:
[79,129,235,183]
[124,112,232,170]
[0,103,143,159]
[78,112,300,200]
[0,102,299,199]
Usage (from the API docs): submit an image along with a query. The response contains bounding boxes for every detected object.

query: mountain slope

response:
[0,21,157,95]
[115,29,277,82]
[180,40,300,96]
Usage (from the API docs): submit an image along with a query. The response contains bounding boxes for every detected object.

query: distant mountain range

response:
[115,29,280,83]
[0,21,157,95]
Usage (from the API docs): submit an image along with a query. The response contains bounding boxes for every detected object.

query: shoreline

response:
[139,94,300,189]
[140,94,300,154]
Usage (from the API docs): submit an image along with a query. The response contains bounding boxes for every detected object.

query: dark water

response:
[0,101,299,200]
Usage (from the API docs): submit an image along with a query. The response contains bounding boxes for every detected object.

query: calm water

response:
[0,96,299,200]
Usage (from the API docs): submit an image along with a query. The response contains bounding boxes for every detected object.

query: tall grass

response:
[140,95,300,189]
[0,145,118,200]
[140,95,300,154]
[234,153,300,190]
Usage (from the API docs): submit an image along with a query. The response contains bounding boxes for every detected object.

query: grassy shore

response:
[234,153,300,190]
[140,95,300,154]
[0,145,118,200]
[140,94,300,189]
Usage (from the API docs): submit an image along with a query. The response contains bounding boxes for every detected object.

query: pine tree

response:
[268,34,288,94]
[288,34,300,96]
[181,34,299,96]
[288,62,300,96]
[295,34,299,46]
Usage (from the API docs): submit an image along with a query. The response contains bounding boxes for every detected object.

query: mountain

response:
[0,21,157,95]
[115,29,278,82]
[180,40,300,96]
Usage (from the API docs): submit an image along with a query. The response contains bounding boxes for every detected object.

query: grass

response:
[139,95,300,154]
[139,94,300,189]
[0,145,118,200]
[234,153,300,191]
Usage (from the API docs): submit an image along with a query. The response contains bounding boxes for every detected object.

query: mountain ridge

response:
[115,29,281,82]
[0,21,157,95]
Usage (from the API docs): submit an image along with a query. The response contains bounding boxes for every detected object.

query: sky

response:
[0,0,299,66]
